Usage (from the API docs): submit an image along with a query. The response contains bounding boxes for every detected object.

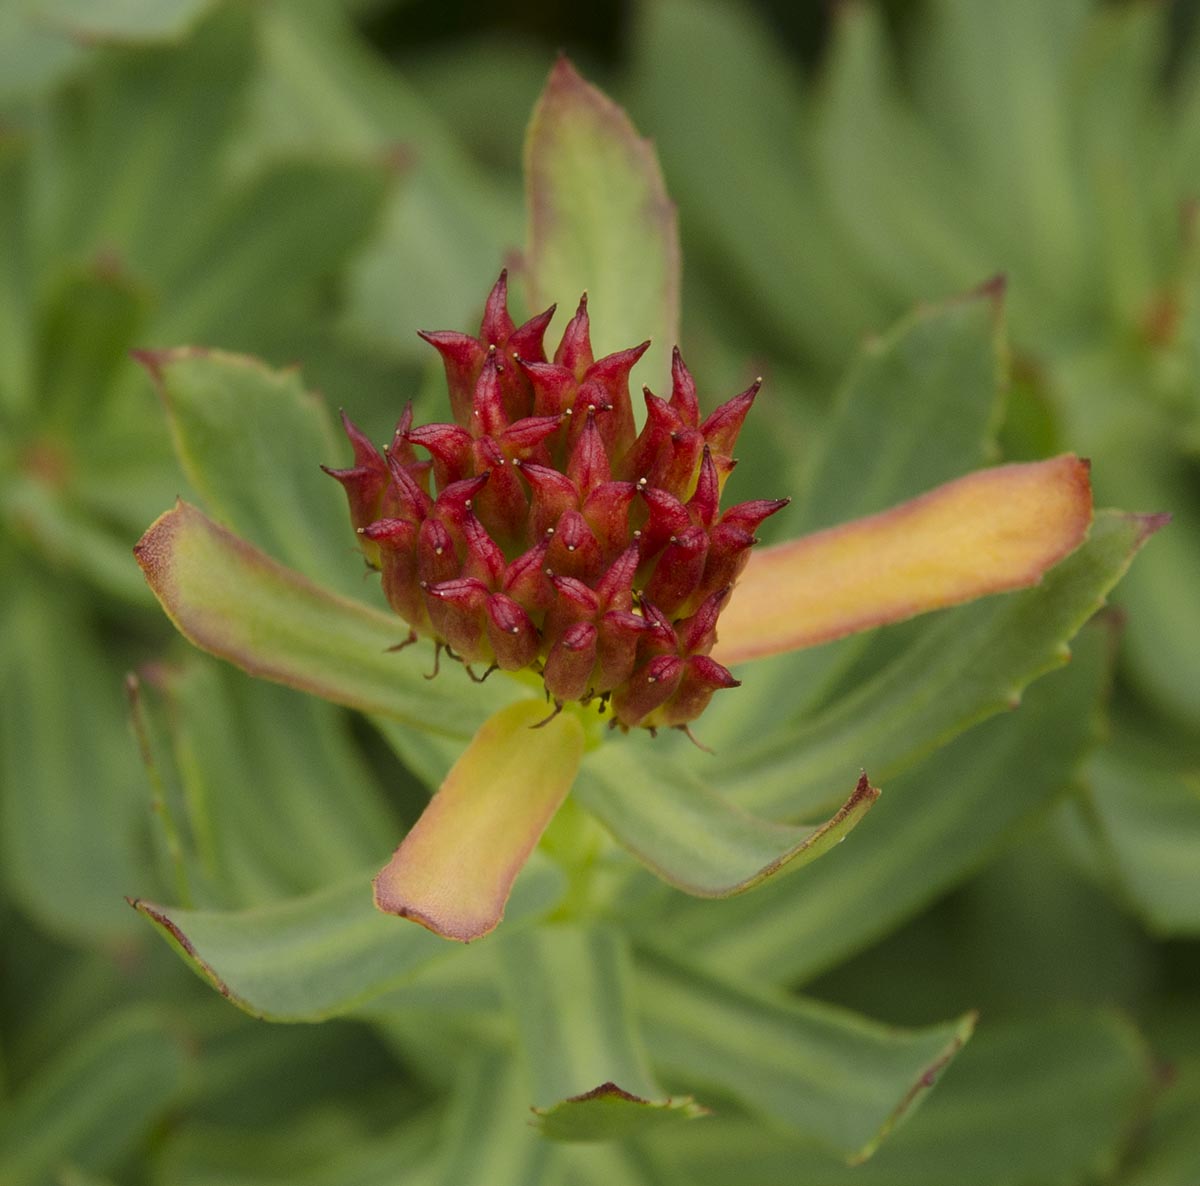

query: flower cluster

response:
[325,273,786,732]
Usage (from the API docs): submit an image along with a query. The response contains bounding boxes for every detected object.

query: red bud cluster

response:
[325,273,786,732]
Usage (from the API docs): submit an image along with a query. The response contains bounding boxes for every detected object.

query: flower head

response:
[324,272,785,733]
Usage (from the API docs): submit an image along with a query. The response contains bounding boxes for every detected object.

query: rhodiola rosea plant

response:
[115,53,1166,1181]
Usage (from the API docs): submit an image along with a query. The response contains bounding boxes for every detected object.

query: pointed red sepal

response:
[461,513,506,587]
[542,575,601,648]
[638,486,691,560]
[385,452,435,523]
[546,509,602,582]
[323,411,391,537]
[586,340,650,456]
[595,609,651,693]
[500,414,562,457]
[554,293,594,376]
[471,437,528,545]
[622,389,676,481]
[503,537,555,612]
[582,481,637,559]
[644,524,709,616]
[405,422,474,490]
[416,518,459,588]
[384,403,421,470]
[507,303,557,365]
[470,349,509,438]
[611,654,685,729]
[593,543,640,611]
[543,620,599,702]
[668,347,700,425]
[656,655,740,727]
[425,577,490,663]
[566,411,612,496]
[431,472,490,536]
[485,593,541,670]
[480,270,516,347]
[677,585,731,654]
[361,517,426,627]
[521,462,579,538]
[701,379,759,460]
[688,446,721,528]
[518,359,579,420]
[417,330,485,427]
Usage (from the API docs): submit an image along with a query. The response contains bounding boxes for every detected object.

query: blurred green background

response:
[2,1,1199,1183]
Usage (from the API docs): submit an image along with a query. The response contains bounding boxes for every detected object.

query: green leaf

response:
[32,0,221,43]
[636,950,974,1163]
[719,510,1160,820]
[149,159,392,350]
[641,614,1113,986]
[129,658,401,909]
[697,281,1007,746]
[499,925,707,1141]
[140,349,370,598]
[1084,746,1200,935]
[134,501,521,738]
[524,58,679,395]
[574,744,877,897]
[646,1010,1153,1186]
[0,579,152,943]
[131,858,565,1022]
[241,0,521,349]
[0,1009,188,1186]
[36,262,148,431]
[0,135,34,420]
[628,0,889,369]
[816,4,993,306]
[38,6,256,280]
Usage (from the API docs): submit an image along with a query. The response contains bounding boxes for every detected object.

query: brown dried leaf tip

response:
[325,273,785,732]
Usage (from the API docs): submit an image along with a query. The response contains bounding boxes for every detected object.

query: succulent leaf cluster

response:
[326,273,785,731]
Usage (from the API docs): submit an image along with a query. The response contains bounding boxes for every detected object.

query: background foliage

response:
[1,1,1198,1183]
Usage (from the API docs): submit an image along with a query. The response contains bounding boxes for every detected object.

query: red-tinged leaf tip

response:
[373,700,585,941]
[714,456,1095,666]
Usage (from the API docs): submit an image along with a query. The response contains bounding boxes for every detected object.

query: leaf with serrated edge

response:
[637,950,975,1162]
[534,1084,708,1142]
[129,856,565,1021]
[574,744,877,897]
[719,510,1166,820]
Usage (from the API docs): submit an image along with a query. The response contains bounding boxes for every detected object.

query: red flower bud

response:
[329,277,783,732]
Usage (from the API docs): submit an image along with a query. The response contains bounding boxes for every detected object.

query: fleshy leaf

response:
[133,501,517,738]
[1085,746,1200,935]
[136,349,367,598]
[574,744,877,897]
[130,858,565,1021]
[718,509,1164,820]
[715,455,1093,665]
[0,1009,188,1186]
[525,57,679,394]
[636,950,975,1162]
[648,1011,1153,1185]
[374,701,585,941]
[499,925,707,1141]
[643,616,1113,985]
[534,1085,708,1143]
[34,0,220,43]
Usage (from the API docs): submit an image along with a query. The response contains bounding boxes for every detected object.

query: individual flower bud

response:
[485,594,541,671]
[543,621,599,704]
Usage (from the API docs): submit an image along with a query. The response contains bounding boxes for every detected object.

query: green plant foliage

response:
[0,1,1195,1183]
